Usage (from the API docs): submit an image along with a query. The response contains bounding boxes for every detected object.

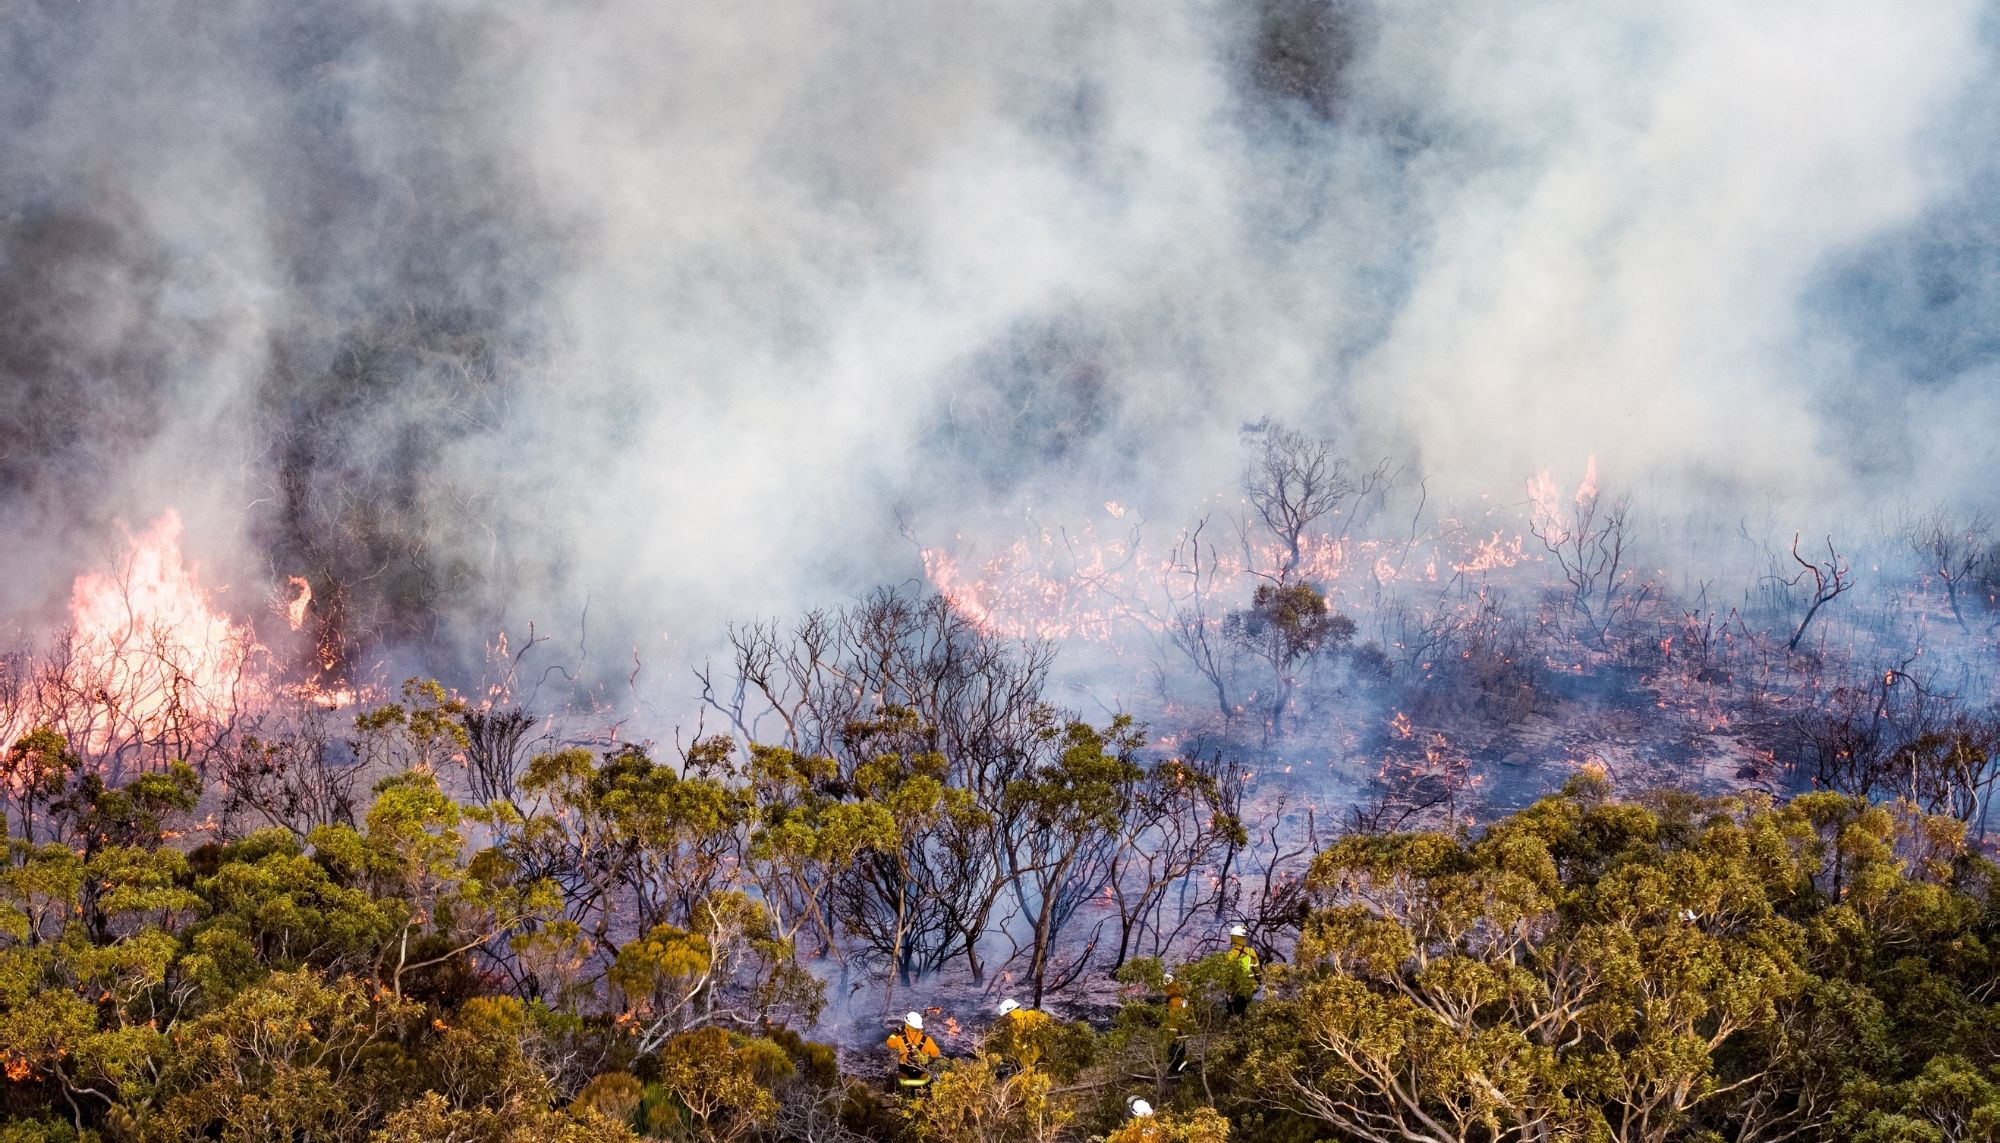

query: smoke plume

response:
[3,0,1995,704]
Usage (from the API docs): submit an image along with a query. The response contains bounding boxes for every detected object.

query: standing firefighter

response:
[1162,973,1190,1078]
[888,1011,940,1093]
[990,998,1052,1078]
[1226,924,1261,1016]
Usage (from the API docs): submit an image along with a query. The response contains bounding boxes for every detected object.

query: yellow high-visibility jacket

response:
[994,1007,1053,1068]
[1230,941,1262,980]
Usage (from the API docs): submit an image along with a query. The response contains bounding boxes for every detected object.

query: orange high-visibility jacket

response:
[888,1027,940,1066]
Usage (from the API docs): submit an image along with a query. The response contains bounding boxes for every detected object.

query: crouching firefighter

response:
[888,1011,941,1094]
[991,998,1051,1079]
[1121,1097,1162,1143]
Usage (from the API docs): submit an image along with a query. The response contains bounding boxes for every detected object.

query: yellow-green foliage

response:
[7,714,2000,1143]
[904,1055,1073,1143]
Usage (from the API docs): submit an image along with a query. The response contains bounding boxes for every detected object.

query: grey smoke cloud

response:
[1358,0,1993,498]
[1,0,1994,695]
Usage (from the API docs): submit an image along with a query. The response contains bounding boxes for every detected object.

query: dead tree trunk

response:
[1781,533,1853,652]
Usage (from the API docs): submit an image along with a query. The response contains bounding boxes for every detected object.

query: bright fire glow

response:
[285,576,313,631]
[65,510,260,751]
[1529,455,1600,544]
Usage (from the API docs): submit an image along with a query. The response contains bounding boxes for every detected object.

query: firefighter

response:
[1124,1097,1161,1143]
[887,1011,940,1093]
[991,998,1051,1077]
[1162,973,1189,1078]
[1226,924,1261,1016]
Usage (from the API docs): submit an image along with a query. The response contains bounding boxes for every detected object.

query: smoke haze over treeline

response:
[4,0,1997,694]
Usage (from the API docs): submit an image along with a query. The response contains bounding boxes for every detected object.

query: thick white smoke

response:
[1,0,1994,700]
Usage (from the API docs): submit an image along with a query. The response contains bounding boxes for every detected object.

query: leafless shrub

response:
[1387,591,1540,725]
[1219,788,1325,953]
[1102,751,1240,968]
[1886,714,2000,838]
[1528,479,1636,645]
[1241,422,1389,582]
[1668,591,1740,685]
[701,590,1055,782]
[1774,533,1854,652]
[1904,508,1991,630]
[215,702,361,837]
[1777,658,2000,837]
[1164,517,1235,721]
[1344,780,1456,836]
[465,707,538,808]
[6,623,253,786]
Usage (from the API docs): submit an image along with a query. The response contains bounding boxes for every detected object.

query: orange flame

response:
[1452,532,1524,574]
[65,511,260,752]
[1528,456,1600,544]
[285,576,312,631]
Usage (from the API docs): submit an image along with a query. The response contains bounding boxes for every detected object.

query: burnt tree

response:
[1904,508,1990,631]
[1527,476,1635,645]
[1165,517,1236,721]
[1241,423,1388,583]
[1778,533,1854,652]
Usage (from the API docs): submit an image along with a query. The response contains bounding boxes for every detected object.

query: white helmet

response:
[1162,972,1175,984]
[1128,1097,1155,1117]
[904,1011,925,1030]
[997,999,1021,1016]
[1229,923,1248,937]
